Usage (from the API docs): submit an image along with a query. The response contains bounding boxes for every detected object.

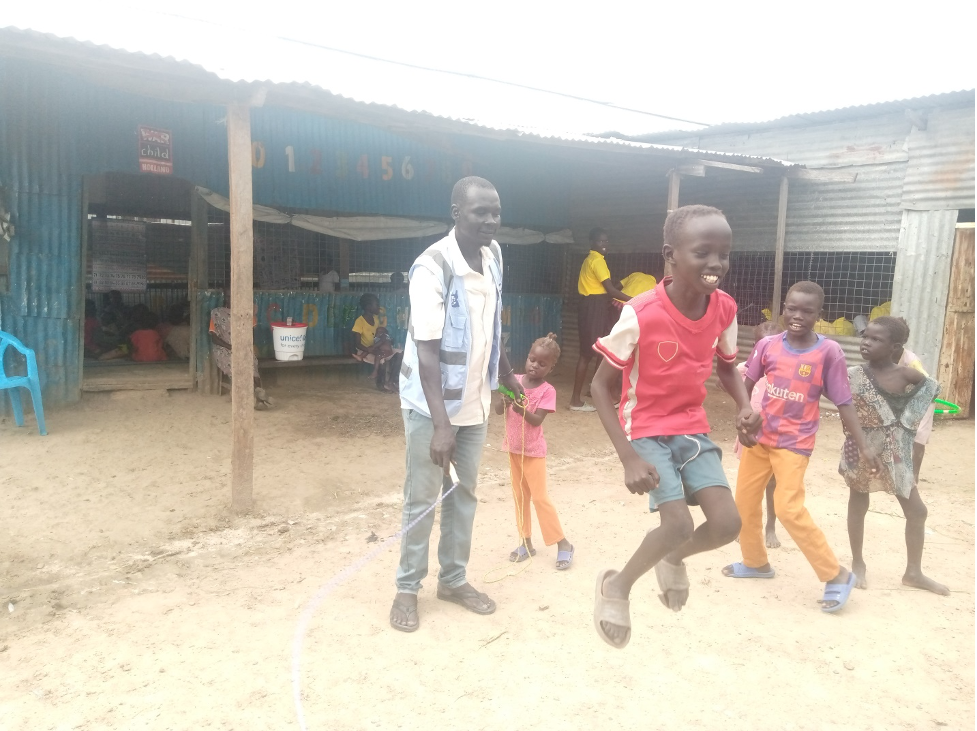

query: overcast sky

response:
[156,0,972,125]
[31,0,977,125]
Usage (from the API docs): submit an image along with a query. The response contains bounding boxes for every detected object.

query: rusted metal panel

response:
[901,106,976,211]
[891,209,959,374]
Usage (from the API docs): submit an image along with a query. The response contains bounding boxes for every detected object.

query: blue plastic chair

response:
[0,330,47,436]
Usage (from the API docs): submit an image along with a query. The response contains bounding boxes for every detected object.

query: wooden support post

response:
[77,177,90,401]
[189,189,209,392]
[665,170,681,277]
[339,239,350,291]
[936,224,975,418]
[667,169,681,214]
[771,176,789,324]
[226,103,255,514]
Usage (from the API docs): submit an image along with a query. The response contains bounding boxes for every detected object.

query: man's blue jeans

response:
[395,409,488,594]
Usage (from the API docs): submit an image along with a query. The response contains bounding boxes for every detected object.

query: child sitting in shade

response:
[84,299,100,358]
[129,309,168,362]
[350,293,402,392]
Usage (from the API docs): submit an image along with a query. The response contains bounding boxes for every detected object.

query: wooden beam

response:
[695,159,765,174]
[787,168,858,183]
[665,170,681,277]
[226,103,255,514]
[77,177,91,402]
[189,189,209,393]
[667,170,681,213]
[771,176,789,322]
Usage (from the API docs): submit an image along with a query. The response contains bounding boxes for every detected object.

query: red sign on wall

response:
[138,126,173,174]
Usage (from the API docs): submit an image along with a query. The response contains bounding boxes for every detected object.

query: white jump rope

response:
[291,463,461,730]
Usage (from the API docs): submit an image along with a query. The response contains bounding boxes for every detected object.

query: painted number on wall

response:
[267,144,472,182]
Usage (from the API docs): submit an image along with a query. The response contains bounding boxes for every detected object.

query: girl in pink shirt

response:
[497,333,574,570]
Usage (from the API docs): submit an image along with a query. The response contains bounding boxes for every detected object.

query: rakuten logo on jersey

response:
[765,381,805,402]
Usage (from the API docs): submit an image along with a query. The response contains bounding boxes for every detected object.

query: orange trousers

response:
[736,443,840,582]
[508,453,565,546]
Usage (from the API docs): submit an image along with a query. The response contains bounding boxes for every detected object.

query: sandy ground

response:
[1,366,974,731]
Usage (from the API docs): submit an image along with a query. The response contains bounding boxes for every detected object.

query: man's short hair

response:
[589,227,608,244]
[450,176,496,208]
[786,280,825,309]
[663,205,726,249]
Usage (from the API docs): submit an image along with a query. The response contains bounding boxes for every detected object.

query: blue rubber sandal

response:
[556,545,574,571]
[509,545,536,563]
[722,562,776,579]
[819,571,857,613]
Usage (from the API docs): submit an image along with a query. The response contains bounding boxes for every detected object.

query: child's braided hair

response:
[531,332,561,362]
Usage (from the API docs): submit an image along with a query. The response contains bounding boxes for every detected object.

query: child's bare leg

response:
[666,486,741,565]
[659,486,741,610]
[600,501,694,644]
[847,489,870,589]
[896,488,949,595]
[764,478,780,548]
[911,443,925,484]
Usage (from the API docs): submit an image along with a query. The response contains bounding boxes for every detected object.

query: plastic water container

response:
[271,321,308,361]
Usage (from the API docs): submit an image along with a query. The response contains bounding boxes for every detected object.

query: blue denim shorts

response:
[631,434,729,511]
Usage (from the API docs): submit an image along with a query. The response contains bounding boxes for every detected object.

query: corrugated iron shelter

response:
[637,92,975,415]
[0,16,800,509]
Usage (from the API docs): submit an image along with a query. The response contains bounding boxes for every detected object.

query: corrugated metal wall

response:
[0,58,574,403]
[902,106,976,211]
[568,162,671,254]
[676,115,917,253]
[0,58,226,403]
[680,173,782,251]
[891,209,960,374]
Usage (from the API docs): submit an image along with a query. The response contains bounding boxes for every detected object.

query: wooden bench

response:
[259,355,359,369]
[214,354,364,394]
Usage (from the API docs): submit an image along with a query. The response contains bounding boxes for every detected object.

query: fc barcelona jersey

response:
[745,333,852,456]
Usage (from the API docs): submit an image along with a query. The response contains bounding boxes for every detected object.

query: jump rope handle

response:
[448,463,460,487]
[497,384,526,404]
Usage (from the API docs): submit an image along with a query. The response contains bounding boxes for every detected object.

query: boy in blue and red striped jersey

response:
[724,281,881,614]
[590,205,760,649]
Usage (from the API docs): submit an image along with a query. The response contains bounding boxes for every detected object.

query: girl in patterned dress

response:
[842,317,948,595]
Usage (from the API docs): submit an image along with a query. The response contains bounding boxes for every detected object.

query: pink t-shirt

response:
[594,277,738,440]
[745,333,852,456]
[502,374,556,458]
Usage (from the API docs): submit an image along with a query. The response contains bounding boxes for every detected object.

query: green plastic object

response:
[497,384,525,403]
[933,398,960,415]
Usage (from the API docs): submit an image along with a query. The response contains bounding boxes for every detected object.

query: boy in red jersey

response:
[723,281,881,614]
[590,205,760,649]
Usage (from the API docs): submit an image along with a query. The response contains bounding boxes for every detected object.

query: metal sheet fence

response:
[194,290,561,381]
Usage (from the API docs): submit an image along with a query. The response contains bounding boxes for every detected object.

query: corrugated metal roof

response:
[636,90,976,141]
[891,209,959,374]
[0,15,794,167]
[901,105,976,211]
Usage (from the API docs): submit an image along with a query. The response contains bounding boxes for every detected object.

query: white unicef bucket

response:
[271,321,308,361]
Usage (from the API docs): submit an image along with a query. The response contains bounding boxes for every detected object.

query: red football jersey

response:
[594,277,738,440]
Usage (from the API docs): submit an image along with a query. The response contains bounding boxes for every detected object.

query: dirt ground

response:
[1,366,974,731]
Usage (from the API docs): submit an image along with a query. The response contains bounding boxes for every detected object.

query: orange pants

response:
[508,453,565,546]
[736,443,840,582]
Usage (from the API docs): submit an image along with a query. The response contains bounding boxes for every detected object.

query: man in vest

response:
[390,176,525,633]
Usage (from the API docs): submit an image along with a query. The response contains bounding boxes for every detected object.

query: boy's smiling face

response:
[782,291,821,336]
[664,214,731,295]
